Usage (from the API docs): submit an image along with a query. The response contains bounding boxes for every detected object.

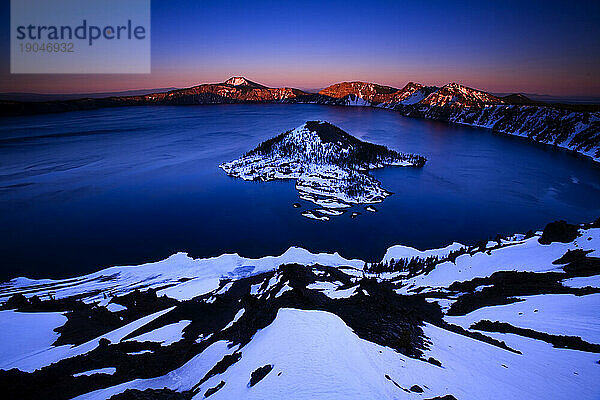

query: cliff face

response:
[395,103,600,160]
[318,81,400,103]
[310,80,599,160]
[451,105,600,159]
[316,81,438,106]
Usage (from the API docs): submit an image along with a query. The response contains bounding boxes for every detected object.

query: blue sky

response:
[0,0,599,95]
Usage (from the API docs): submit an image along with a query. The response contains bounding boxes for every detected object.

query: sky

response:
[0,0,599,96]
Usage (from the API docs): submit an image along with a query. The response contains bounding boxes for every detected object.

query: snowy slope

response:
[448,105,600,162]
[0,247,363,304]
[0,310,67,368]
[1,219,599,399]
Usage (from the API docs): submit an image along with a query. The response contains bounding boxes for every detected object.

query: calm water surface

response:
[1,104,599,279]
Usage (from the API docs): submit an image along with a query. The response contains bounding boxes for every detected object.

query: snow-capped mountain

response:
[314,81,501,108]
[1,219,599,399]
[312,81,439,107]
[220,121,426,220]
[388,82,432,104]
[223,77,266,89]
[419,82,504,107]
[318,81,400,103]
[140,77,310,104]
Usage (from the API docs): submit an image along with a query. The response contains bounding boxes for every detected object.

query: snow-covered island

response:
[220,121,426,220]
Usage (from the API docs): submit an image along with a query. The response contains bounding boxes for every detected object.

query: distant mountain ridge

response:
[494,92,600,104]
[0,77,522,109]
[0,76,588,110]
[0,88,180,102]
[1,76,599,161]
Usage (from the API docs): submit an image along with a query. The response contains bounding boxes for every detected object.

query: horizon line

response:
[3,76,600,100]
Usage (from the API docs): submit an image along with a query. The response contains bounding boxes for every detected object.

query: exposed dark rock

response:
[427,357,442,367]
[445,270,599,317]
[56,289,178,346]
[248,364,273,387]
[410,384,424,393]
[54,305,125,346]
[539,221,580,244]
[471,320,600,353]
[437,322,521,354]
[109,388,193,400]
[197,352,242,386]
[3,293,86,313]
[204,381,225,398]
[553,249,594,265]
[556,250,600,277]
[385,374,410,392]
[4,293,29,309]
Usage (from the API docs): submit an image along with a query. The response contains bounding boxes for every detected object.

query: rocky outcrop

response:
[418,82,503,107]
[392,103,600,161]
[318,81,400,103]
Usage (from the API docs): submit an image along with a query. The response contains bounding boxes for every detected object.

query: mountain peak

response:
[245,121,369,157]
[403,81,424,89]
[224,77,267,88]
[319,81,399,103]
[420,82,503,107]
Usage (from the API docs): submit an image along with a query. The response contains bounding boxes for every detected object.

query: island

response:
[220,121,426,220]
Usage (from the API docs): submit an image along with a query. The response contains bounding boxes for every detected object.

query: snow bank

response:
[0,310,67,369]
[127,320,191,346]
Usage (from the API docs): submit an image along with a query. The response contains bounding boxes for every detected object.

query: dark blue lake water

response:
[1,104,599,279]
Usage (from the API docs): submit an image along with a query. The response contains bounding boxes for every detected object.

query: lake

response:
[1,104,599,279]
